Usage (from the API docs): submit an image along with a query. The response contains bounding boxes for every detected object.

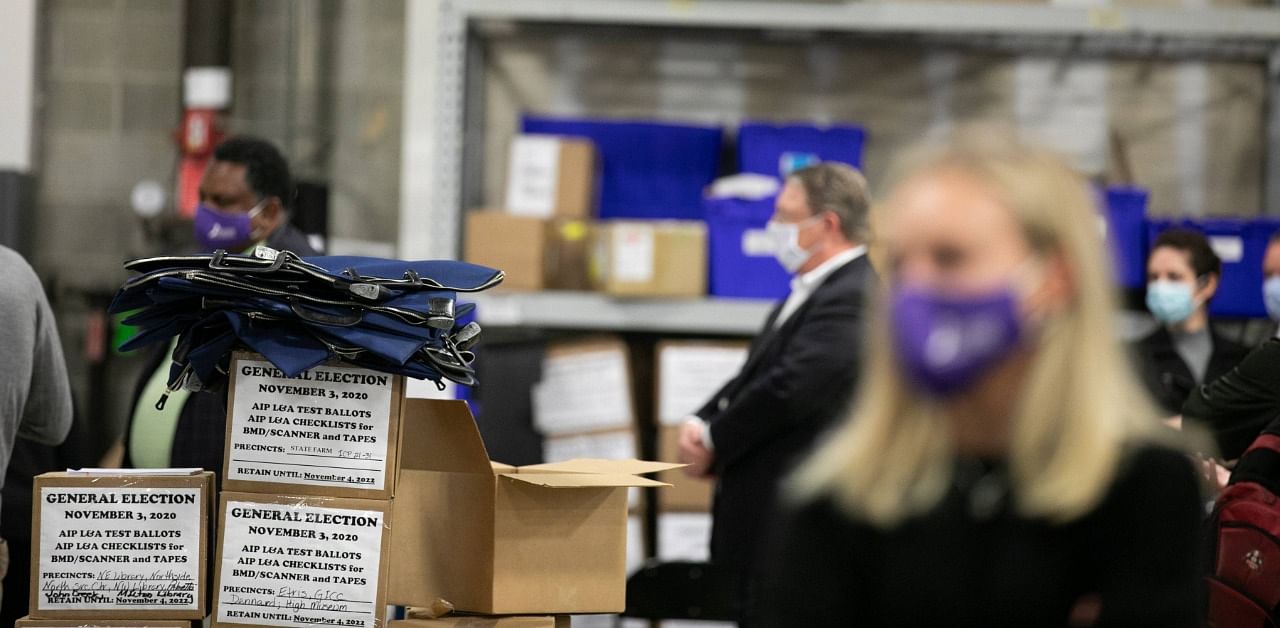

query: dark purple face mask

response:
[193,200,263,252]
[890,284,1024,397]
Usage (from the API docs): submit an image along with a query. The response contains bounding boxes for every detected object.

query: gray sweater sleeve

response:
[20,281,73,446]
[1,246,72,447]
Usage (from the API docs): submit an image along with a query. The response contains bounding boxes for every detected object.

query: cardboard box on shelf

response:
[651,340,748,513]
[392,617,570,628]
[654,425,713,513]
[29,470,215,620]
[590,221,707,298]
[222,351,405,500]
[387,399,680,615]
[542,428,638,464]
[211,492,391,628]
[655,341,749,427]
[16,618,203,628]
[464,212,592,292]
[532,337,634,437]
[504,135,597,220]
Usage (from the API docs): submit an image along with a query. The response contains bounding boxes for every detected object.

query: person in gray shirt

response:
[0,245,73,604]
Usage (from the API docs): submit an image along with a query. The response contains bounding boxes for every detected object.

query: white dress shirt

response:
[773,245,866,329]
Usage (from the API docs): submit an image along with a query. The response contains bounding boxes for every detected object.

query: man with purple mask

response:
[192,136,318,256]
[119,137,318,475]
[676,162,875,626]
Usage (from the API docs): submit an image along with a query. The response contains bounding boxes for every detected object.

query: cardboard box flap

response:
[500,473,670,489]
[399,399,492,474]
[490,461,518,474]
[517,458,684,476]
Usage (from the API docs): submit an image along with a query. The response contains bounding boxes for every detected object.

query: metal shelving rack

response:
[404,0,1280,333]
[467,291,774,335]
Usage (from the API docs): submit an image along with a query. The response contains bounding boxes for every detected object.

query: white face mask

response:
[765,214,824,274]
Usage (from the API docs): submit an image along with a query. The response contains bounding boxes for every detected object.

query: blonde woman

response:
[758,130,1202,627]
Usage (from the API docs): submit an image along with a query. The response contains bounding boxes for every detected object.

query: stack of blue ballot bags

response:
[109,245,504,406]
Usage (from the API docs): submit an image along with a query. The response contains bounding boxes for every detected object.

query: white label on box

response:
[217,501,384,628]
[1209,235,1245,263]
[740,228,775,257]
[542,431,637,463]
[36,487,202,611]
[228,358,394,491]
[657,513,712,563]
[532,349,633,435]
[658,346,749,425]
[612,224,656,283]
[506,135,562,218]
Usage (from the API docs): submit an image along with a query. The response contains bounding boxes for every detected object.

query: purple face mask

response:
[193,201,263,252]
[890,285,1024,397]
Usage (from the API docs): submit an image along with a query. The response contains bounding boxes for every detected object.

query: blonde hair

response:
[793,127,1171,527]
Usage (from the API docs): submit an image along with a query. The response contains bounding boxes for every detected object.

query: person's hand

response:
[1164,415,1183,430]
[678,420,714,479]
[1200,457,1231,494]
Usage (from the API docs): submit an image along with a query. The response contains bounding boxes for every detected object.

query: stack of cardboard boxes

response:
[651,342,747,571]
[22,469,216,627]
[210,351,402,628]
[650,342,748,628]
[530,336,649,627]
[200,350,672,628]
[466,135,707,298]
[523,338,748,628]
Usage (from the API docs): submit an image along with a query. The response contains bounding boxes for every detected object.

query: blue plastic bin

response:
[737,122,866,177]
[1146,218,1280,317]
[1103,186,1150,289]
[704,195,791,301]
[521,115,723,220]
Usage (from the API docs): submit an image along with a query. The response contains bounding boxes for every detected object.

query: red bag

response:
[1209,434,1280,628]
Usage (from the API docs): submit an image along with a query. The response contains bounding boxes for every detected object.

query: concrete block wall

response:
[35,0,184,442]
[227,0,404,248]
[33,0,407,445]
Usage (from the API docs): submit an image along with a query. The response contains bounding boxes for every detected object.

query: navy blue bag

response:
[111,246,502,408]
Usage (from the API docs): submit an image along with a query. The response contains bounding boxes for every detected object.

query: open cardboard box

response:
[389,399,680,615]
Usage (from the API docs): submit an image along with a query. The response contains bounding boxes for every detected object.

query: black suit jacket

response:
[1132,325,1250,417]
[697,254,873,571]
[1183,338,1280,460]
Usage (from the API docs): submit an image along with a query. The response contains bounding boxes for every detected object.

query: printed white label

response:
[36,487,202,611]
[657,513,713,563]
[229,359,394,491]
[217,501,384,628]
[1209,235,1245,263]
[543,430,638,463]
[657,346,749,425]
[506,135,562,218]
[532,349,633,436]
[612,224,656,283]
[740,228,776,257]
